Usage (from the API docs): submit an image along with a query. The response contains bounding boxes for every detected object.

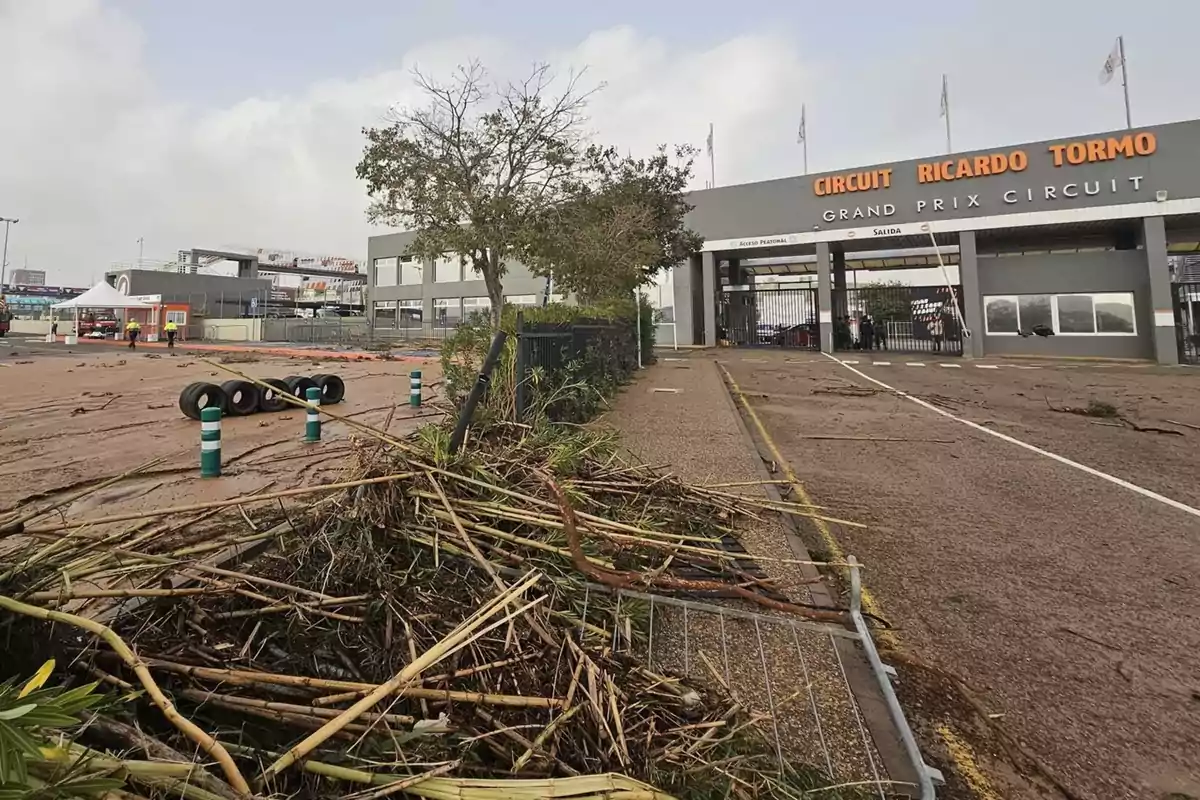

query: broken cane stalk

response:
[0,594,251,796]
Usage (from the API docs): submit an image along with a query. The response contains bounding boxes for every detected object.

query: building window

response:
[464,262,484,282]
[984,297,1018,333]
[374,257,398,288]
[1017,295,1053,331]
[984,292,1137,336]
[462,296,491,320]
[165,310,188,326]
[434,255,461,283]
[398,299,422,327]
[1093,293,1136,334]
[433,298,462,326]
[373,301,397,328]
[1056,294,1095,334]
[400,256,422,286]
[505,294,538,306]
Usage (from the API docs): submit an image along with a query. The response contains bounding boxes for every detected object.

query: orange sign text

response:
[918,151,1028,184]
[813,168,893,197]
[1047,132,1155,167]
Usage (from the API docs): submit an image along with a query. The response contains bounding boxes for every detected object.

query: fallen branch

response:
[0,594,251,796]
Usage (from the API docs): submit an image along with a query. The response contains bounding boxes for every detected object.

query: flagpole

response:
[1118,35,1132,129]
[942,74,953,154]
[802,104,809,175]
[706,122,716,188]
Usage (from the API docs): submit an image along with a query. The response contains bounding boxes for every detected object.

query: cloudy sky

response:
[1,0,1198,285]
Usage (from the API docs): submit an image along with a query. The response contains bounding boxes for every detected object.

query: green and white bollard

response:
[305,386,321,443]
[409,370,422,408]
[200,406,222,478]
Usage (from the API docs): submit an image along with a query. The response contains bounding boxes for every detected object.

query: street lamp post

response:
[0,217,18,290]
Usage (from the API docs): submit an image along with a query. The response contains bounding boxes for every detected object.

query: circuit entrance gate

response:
[834,284,965,356]
[720,285,820,349]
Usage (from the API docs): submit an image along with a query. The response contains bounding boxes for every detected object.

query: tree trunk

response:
[482,250,504,329]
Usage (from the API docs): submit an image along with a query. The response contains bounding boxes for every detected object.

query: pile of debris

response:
[0,411,858,799]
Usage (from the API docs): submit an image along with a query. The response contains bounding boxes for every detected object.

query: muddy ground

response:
[0,345,443,526]
[720,350,1200,800]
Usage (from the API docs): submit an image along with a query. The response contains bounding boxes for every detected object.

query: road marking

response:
[940,363,961,368]
[716,362,888,625]
[823,352,1200,521]
[936,725,1003,800]
[907,362,926,367]
[1011,365,1041,370]
[872,361,891,366]
[841,360,859,365]
[975,364,999,369]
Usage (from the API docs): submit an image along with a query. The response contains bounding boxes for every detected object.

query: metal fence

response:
[720,286,820,349]
[551,561,940,798]
[513,312,638,421]
[1174,282,1200,365]
[835,285,964,356]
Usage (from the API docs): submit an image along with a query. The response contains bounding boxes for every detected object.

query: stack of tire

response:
[178,374,346,421]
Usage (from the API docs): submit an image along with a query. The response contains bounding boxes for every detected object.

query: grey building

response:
[366,231,558,330]
[673,118,1200,364]
[8,269,46,287]
[105,269,271,320]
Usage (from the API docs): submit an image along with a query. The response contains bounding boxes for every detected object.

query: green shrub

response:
[440,297,653,425]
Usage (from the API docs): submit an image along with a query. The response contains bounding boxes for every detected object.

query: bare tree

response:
[357,61,597,326]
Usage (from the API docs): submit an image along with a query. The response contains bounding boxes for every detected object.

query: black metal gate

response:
[719,285,820,349]
[1174,282,1200,365]
[834,284,964,356]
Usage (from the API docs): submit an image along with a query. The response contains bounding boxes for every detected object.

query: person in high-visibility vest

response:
[125,318,141,350]
[164,319,178,351]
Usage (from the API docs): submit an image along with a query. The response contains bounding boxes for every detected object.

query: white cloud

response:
[0,2,813,283]
[1,0,1198,285]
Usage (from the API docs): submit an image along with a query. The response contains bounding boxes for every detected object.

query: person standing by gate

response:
[125,318,141,349]
[929,313,944,353]
[164,318,178,352]
[875,317,888,350]
[859,315,875,351]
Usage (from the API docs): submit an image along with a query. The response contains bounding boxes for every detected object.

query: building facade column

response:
[958,230,984,358]
[421,258,436,334]
[701,251,718,347]
[671,259,696,347]
[832,248,848,320]
[817,242,833,353]
[1142,216,1178,365]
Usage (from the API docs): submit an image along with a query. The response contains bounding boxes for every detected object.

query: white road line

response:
[975,364,999,369]
[822,352,1200,521]
[1012,365,1041,370]
[872,361,891,366]
[842,360,859,365]
[940,363,961,368]
[907,362,926,367]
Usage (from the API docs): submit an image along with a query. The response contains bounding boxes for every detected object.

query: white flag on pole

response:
[1099,38,1123,84]
[939,74,949,119]
[706,123,714,158]
[797,105,806,143]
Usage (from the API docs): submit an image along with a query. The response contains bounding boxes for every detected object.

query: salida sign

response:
[814,131,1158,223]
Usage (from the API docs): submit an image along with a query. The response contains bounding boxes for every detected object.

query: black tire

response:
[258,378,290,413]
[220,380,260,416]
[178,382,228,421]
[311,374,346,405]
[283,375,319,403]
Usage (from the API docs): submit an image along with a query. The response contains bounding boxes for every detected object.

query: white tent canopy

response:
[51,281,151,310]
[50,281,153,344]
